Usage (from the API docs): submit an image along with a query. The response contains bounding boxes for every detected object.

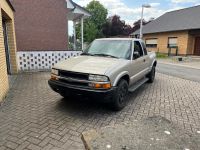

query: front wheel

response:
[60,92,73,99]
[147,66,156,83]
[110,79,129,111]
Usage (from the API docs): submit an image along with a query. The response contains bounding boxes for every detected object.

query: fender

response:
[151,59,157,68]
[113,71,129,86]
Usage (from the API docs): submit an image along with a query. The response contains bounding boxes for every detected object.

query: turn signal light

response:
[51,75,58,80]
[89,83,111,89]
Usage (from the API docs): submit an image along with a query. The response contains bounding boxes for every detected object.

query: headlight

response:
[89,75,109,82]
[51,68,59,75]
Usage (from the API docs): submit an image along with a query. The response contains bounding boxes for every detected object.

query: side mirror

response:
[133,51,140,59]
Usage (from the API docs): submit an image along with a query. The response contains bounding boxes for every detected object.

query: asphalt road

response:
[157,63,200,82]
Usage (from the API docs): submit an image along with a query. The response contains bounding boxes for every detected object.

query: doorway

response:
[2,18,11,74]
[194,37,200,56]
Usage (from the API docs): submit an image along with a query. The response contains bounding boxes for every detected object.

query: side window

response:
[134,41,144,57]
[141,42,147,55]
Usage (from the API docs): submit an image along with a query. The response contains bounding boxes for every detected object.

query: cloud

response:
[171,0,200,3]
[69,0,200,35]
[150,3,160,7]
[74,0,165,26]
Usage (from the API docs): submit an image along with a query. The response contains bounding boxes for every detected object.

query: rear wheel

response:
[111,79,128,111]
[147,66,156,83]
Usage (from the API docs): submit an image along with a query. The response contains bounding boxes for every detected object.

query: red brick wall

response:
[10,0,68,51]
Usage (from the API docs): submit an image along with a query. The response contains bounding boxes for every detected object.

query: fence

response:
[17,50,82,71]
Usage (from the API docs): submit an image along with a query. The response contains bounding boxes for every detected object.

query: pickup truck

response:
[48,38,157,110]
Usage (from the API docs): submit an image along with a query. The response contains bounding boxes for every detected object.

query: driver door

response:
[129,41,147,85]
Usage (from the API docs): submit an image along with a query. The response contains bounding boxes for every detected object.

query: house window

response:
[146,39,157,48]
[168,37,178,48]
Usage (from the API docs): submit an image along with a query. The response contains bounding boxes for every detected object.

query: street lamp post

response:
[140,4,151,39]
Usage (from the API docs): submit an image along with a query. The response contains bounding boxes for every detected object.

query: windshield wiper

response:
[81,52,94,56]
[94,54,118,58]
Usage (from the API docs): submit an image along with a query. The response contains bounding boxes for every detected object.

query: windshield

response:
[83,40,132,59]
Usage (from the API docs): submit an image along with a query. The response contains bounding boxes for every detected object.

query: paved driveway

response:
[157,63,200,82]
[0,72,200,150]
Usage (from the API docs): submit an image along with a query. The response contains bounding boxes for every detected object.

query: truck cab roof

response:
[95,38,142,42]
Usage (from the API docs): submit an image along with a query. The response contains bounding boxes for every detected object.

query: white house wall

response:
[17,51,82,71]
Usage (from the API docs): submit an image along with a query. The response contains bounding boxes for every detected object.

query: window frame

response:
[168,37,178,48]
[145,38,158,48]
[140,41,148,55]
[132,40,144,60]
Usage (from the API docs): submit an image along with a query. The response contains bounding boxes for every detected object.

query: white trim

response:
[66,0,74,9]
[67,0,91,21]
[73,7,91,18]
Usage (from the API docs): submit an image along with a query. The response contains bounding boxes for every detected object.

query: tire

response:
[147,66,156,83]
[111,79,129,111]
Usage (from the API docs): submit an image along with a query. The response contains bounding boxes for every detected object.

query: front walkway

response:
[0,72,200,150]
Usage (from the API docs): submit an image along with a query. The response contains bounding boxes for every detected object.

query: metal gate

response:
[2,19,11,74]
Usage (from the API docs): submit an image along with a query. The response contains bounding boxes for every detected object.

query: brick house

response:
[0,0,18,102]
[10,0,90,71]
[133,5,200,56]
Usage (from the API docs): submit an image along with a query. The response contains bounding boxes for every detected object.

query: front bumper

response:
[48,79,117,102]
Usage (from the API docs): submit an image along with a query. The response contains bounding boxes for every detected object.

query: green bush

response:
[156,52,168,58]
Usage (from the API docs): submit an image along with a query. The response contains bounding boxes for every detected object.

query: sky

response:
[68,0,200,35]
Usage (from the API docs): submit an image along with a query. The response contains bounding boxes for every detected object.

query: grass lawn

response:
[156,52,168,59]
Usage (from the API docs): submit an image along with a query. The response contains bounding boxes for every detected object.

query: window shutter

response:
[146,39,157,45]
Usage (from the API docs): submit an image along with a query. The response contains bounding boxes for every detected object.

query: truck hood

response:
[54,55,125,75]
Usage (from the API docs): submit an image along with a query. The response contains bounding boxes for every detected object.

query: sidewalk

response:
[158,58,200,70]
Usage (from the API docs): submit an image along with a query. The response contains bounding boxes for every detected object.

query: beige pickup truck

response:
[48,38,157,110]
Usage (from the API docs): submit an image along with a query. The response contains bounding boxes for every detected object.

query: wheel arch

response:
[151,60,157,67]
[113,72,130,86]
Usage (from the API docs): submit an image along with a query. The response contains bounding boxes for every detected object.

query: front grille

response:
[59,79,88,87]
[59,70,89,87]
[59,70,89,80]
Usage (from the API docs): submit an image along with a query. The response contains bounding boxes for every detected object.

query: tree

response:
[86,0,108,30]
[76,0,108,42]
[84,22,98,43]
[123,25,133,36]
[110,15,125,36]
[102,15,133,37]
[132,18,154,32]
[102,20,112,37]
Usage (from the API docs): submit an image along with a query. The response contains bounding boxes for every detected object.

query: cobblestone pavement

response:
[0,72,200,150]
